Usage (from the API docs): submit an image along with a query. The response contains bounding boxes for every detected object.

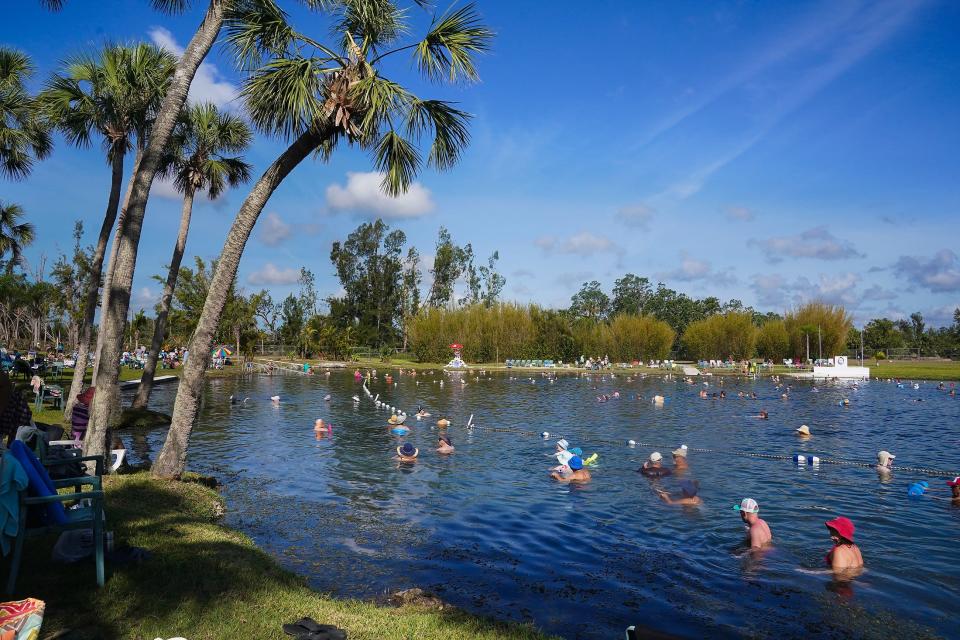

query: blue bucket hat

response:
[397,442,418,458]
[568,455,584,471]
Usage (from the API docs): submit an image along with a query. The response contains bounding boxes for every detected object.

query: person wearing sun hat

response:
[825,516,863,571]
[733,498,772,549]
[947,477,960,505]
[658,479,701,506]
[671,444,689,470]
[436,417,451,428]
[395,442,419,462]
[876,450,895,474]
[795,424,811,437]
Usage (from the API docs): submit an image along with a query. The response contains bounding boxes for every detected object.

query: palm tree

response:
[153,0,493,478]
[0,47,52,180]
[85,0,299,460]
[0,202,36,273]
[129,309,149,349]
[132,102,252,410]
[41,42,176,421]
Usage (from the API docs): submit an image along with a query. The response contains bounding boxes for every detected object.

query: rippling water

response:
[132,370,960,639]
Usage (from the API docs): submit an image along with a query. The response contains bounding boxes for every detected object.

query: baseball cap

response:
[649,452,663,463]
[877,450,896,466]
[733,498,759,513]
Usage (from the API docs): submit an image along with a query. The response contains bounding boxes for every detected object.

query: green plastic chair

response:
[6,454,106,594]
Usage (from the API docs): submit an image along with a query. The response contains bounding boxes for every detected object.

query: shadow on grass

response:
[2,474,556,640]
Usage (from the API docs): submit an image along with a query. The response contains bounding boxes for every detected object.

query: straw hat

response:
[796,425,811,436]
[436,418,451,428]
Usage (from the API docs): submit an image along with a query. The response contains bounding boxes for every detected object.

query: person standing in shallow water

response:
[825,516,863,572]
[734,498,772,549]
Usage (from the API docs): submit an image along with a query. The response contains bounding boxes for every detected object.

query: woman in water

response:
[825,516,863,572]
[437,435,454,454]
[395,442,419,462]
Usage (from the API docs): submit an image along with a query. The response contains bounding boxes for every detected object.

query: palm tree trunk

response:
[153,127,326,478]
[85,0,225,460]
[132,188,194,410]
[92,145,142,382]
[64,150,125,421]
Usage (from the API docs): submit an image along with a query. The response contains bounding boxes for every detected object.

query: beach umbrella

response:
[212,346,232,359]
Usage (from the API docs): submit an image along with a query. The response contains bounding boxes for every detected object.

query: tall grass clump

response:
[681,311,756,360]
[756,319,790,361]
[783,301,853,359]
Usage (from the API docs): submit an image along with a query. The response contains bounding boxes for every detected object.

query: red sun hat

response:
[947,476,960,487]
[825,516,855,542]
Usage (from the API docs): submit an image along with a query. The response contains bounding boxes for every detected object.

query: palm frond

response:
[373,129,420,196]
[405,98,470,170]
[242,56,324,138]
[150,0,190,15]
[334,0,409,51]
[351,73,414,133]
[414,3,492,83]
[224,0,298,71]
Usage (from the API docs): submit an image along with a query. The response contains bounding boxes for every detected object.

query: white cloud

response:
[725,205,755,222]
[615,204,655,229]
[893,249,960,293]
[749,226,864,263]
[248,263,300,285]
[258,212,291,247]
[131,286,159,312]
[536,231,622,258]
[152,175,182,201]
[657,254,737,286]
[326,171,434,219]
[751,272,862,308]
[148,27,239,109]
[512,269,535,279]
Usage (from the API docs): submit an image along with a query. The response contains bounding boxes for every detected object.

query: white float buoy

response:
[627,439,636,447]
[541,431,549,439]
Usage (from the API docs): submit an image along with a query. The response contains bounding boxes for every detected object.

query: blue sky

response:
[5,0,960,326]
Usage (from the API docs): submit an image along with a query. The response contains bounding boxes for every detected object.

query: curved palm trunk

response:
[93,146,142,383]
[132,189,195,410]
[85,0,225,460]
[64,150,125,421]
[153,128,325,478]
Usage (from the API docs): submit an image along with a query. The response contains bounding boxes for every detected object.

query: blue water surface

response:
[132,370,960,639]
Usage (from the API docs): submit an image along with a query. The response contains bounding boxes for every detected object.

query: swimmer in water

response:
[436,435,454,454]
[395,442,419,462]
[639,452,672,478]
[657,480,701,506]
[796,424,811,438]
[314,419,328,432]
[551,455,591,483]
[734,498,772,549]
[876,450,895,475]
[825,516,863,572]
[758,410,769,420]
[948,477,960,505]
[672,445,689,471]
[415,406,431,418]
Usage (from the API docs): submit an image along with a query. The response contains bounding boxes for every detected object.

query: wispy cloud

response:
[248,263,300,286]
[258,212,291,247]
[893,249,960,293]
[657,254,737,286]
[650,1,927,200]
[725,205,755,222]
[749,226,864,263]
[536,232,623,259]
[615,203,656,229]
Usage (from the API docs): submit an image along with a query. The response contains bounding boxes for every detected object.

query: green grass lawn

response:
[1,473,555,640]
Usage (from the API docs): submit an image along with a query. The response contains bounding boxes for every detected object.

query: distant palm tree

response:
[129,309,148,350]
[154,0,493,478]
[0,47,52,180]
[132,102,252,410]
[0,202,35,273]
[41,42,176,420]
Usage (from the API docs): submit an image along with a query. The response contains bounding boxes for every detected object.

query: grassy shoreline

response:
[3,473,555,640]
